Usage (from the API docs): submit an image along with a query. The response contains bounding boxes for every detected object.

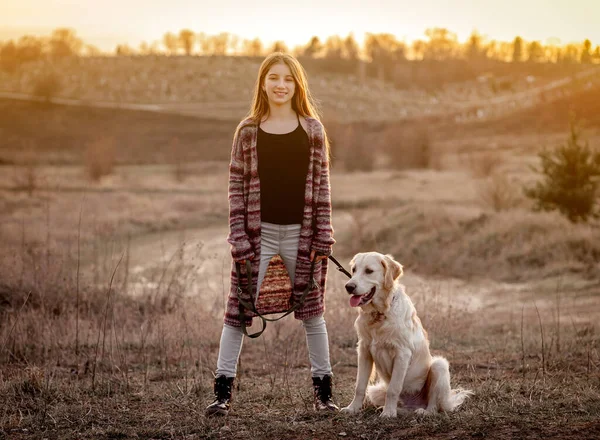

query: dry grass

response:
[468,150,504,178]
[1,256,598,439]
[477,172,524,212]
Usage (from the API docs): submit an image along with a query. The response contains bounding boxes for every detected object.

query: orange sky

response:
[2,0,599,51]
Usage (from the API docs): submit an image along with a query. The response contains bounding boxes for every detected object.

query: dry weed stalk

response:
[469,150,502,178]
[92,252,124,391]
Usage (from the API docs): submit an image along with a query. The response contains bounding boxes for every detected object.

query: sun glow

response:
[1,0,599,52]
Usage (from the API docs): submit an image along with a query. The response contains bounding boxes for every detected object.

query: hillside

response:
[2,79,599,167]
[1,56,598,123]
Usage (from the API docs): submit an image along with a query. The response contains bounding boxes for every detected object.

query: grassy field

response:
[1,93,599,439]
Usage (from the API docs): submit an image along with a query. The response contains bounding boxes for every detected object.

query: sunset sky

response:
[2,0,599,51]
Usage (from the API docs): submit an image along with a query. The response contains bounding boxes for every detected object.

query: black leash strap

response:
[327,255,351,278]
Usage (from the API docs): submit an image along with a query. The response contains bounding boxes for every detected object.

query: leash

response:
[235,254,351,338]
[236,258,318,338]
[327,255,351,278]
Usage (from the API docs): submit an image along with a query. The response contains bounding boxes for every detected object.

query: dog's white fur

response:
[341,252,472,417]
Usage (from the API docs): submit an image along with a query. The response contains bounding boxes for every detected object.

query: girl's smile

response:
[263,62,295,106]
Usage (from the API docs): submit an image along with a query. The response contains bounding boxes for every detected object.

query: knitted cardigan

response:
[224,116,335,327]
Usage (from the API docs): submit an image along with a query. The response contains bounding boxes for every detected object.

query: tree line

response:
[2,27,599,65]
[1,27,599,91]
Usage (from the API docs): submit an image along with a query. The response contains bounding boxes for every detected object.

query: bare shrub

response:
[32,69,62,102]
[468,150,503,178]
[85,137,116,181]
[385,126,433,170]
[12,141,39,196]
[478,172,522,212]
[338,124,375,172]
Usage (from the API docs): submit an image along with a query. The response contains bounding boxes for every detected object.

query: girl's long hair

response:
[239,52,330,156]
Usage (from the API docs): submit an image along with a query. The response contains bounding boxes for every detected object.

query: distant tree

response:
[410,39,426,60]
[365,33,405,63]
[242,38,263,56]
[343,34,360,60]
[581,39,593,63]
[178,29,195,55]
[198,33,210,54]
[163,32,178,55]
[49,28,83,58]
[365,33,406,82]
[324,35,343,59]
[525,117,600,223]
[512,36,523,62]
[115,44,134,56]
[594,45,600,62]
[303,36,322,58]
[213,33,234,55]
[0,40,19,72]
[16,36,44,63]
[270,41,288,53]
[527,41,544,62]
[560,44,580,64]
[466,30,485,61]
[497,41,515,62]
[422,28,458,60]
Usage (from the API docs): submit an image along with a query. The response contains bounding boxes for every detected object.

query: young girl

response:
[206,52,338,416]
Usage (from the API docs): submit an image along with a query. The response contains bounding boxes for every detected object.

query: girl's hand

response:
[310,250,327,263]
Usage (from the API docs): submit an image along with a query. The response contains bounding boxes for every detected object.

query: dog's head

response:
[345,252,403,308]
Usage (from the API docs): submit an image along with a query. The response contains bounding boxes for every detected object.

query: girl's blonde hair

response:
[241,52,330,156]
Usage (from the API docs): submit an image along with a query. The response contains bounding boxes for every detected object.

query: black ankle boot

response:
[312,375,339,412]
[206,375,234,416]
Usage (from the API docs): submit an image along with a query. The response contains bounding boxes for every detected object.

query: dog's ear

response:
[382,254,403,290]
[349,255,357,274]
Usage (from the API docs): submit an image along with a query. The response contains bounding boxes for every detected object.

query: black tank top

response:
[257,116,310,225]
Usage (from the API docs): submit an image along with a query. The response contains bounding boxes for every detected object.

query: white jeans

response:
[216,222,333,378]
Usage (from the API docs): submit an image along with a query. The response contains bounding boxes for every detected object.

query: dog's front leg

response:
[341,343,373,414]
[381,349,410,418]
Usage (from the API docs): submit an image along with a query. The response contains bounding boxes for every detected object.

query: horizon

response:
[2,0,599,52]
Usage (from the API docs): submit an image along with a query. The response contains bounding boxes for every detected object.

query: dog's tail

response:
[443,388,474,411]
[366,381,387,407]
[429,356,474,412]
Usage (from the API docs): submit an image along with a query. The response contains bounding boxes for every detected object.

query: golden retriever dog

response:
[341,252,472,417]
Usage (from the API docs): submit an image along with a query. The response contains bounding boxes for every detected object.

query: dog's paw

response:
[380,407,397,418]
[340,405,361,415]
[415,408,435,417]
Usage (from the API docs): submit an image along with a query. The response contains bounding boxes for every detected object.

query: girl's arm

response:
[226,127,254,262]
[311,125,335,256]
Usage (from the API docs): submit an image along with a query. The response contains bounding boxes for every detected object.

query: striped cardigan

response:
[224,116,335,327]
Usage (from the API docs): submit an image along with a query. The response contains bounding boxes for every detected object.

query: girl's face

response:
[262,62,296,107]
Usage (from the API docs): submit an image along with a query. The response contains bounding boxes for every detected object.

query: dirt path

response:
[116,212,599,331]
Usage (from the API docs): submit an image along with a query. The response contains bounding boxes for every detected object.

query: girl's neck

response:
[265,103,296,121]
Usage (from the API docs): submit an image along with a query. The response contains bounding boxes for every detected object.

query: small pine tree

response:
[525,117,600,222]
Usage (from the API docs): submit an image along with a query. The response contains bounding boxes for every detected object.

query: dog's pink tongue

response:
[350,295,362,307]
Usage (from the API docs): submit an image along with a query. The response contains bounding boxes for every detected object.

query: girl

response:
[206,52,338,416]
